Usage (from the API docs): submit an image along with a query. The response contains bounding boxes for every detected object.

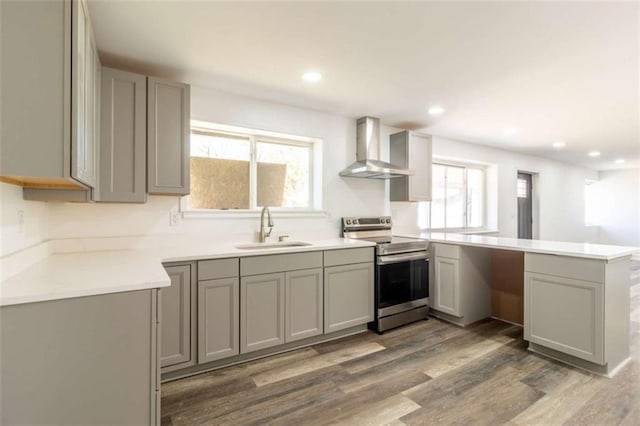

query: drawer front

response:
[323,247,374,267]
[434,243,460,259]
[240,251,323,276]
[198,258,239,281]
[525,253,604,283]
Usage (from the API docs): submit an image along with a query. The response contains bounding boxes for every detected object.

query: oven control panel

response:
[342,216,392,229]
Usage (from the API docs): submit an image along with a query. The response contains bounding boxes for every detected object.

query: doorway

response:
[517,172,533,239]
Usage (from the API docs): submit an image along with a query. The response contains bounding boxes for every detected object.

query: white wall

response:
[46,86,388,242]
[0,87,622,251]
[592,168,640,247]
[391,136,599,243]
[0,183,49,256]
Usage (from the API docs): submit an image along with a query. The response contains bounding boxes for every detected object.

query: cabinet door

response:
[324,263,374,333]
[433,256,461,316]
[408,133,432,201]
[389,131,432,202]
[71,0,96,188]
[1,0,70,180]
[147,78,190,195]
[285,268,323,342]
[198,278,239,363]
[0,290,157,425]
[241,273,285,353]
[161,265,195,370]
[525,272,604,364]
[98,68,147,202]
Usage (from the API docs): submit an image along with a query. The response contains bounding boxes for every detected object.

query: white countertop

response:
[0,238,375,307]
[398,232,638,261]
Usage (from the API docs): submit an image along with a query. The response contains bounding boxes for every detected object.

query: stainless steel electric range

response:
[342,216,430,333]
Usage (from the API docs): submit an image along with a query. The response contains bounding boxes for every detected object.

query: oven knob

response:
[353,219,358,224]
[346,219,351,225]
[385,218,391,223]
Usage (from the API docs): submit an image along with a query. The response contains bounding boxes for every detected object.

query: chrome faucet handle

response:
[265,227,273,238]
[278,235,289,242]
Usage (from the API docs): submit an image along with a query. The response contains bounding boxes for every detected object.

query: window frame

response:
[426,160,487,231]
[181,121,323,216]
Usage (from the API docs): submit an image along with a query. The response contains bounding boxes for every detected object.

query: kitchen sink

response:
[235,241,312,250]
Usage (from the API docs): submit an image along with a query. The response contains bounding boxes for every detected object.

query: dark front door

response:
[517,172,533,239]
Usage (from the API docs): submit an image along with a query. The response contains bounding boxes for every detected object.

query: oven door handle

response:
[377,252,430,265]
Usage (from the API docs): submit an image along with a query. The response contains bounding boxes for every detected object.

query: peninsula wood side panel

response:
[491,249,524,325]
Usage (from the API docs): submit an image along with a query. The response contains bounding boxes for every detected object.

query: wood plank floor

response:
[162,282,640,426]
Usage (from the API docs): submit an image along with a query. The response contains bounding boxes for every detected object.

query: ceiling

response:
[88,0,639,171]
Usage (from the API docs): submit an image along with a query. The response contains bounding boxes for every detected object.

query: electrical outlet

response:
[169,211,180,227]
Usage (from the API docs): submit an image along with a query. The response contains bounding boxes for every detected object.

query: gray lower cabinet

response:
[285,268,324,342]
[324,262,374,333]
[0,289,160,425]
[430,243,491,327]
[241,272,286,353]
[147,77,190,195]
[524,253,607,364]
[97,67,147,202]
[198,277,240,363]
[525,271,604,363]
[523,253,630,375]
[433,256,461,316]
[161,264,196,372]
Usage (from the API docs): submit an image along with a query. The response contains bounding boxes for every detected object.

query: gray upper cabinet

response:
[71,0,99,188]
[97,68,147,203]
[147,78,191,195]
[390,131,432,202]
[0,0,99,192]
[161,264,196,372]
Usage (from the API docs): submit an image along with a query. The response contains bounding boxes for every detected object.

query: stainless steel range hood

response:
[340,116,414,179]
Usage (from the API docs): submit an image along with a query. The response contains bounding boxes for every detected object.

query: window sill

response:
[181,209,329,220]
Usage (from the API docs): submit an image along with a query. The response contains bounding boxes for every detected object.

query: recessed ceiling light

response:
[552,141,566,149]
[615,159,625,164]
[428,106,445,115]
[588,151,601,157]
[301,71,322,83]
[503,128,518,136]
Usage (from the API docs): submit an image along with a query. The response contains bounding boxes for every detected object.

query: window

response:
[425,162,485,229]
[517,178,528,198]
[185,122,320,212]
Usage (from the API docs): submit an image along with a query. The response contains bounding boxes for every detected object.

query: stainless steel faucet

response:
[259,206,274,243]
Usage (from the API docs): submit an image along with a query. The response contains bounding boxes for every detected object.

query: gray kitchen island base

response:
[427,240,633,378]
[0,289,160,425]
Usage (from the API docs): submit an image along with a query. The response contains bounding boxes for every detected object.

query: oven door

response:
[376,252,429,317]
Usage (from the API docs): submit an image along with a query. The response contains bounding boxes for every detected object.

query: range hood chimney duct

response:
[339,116,414,179]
